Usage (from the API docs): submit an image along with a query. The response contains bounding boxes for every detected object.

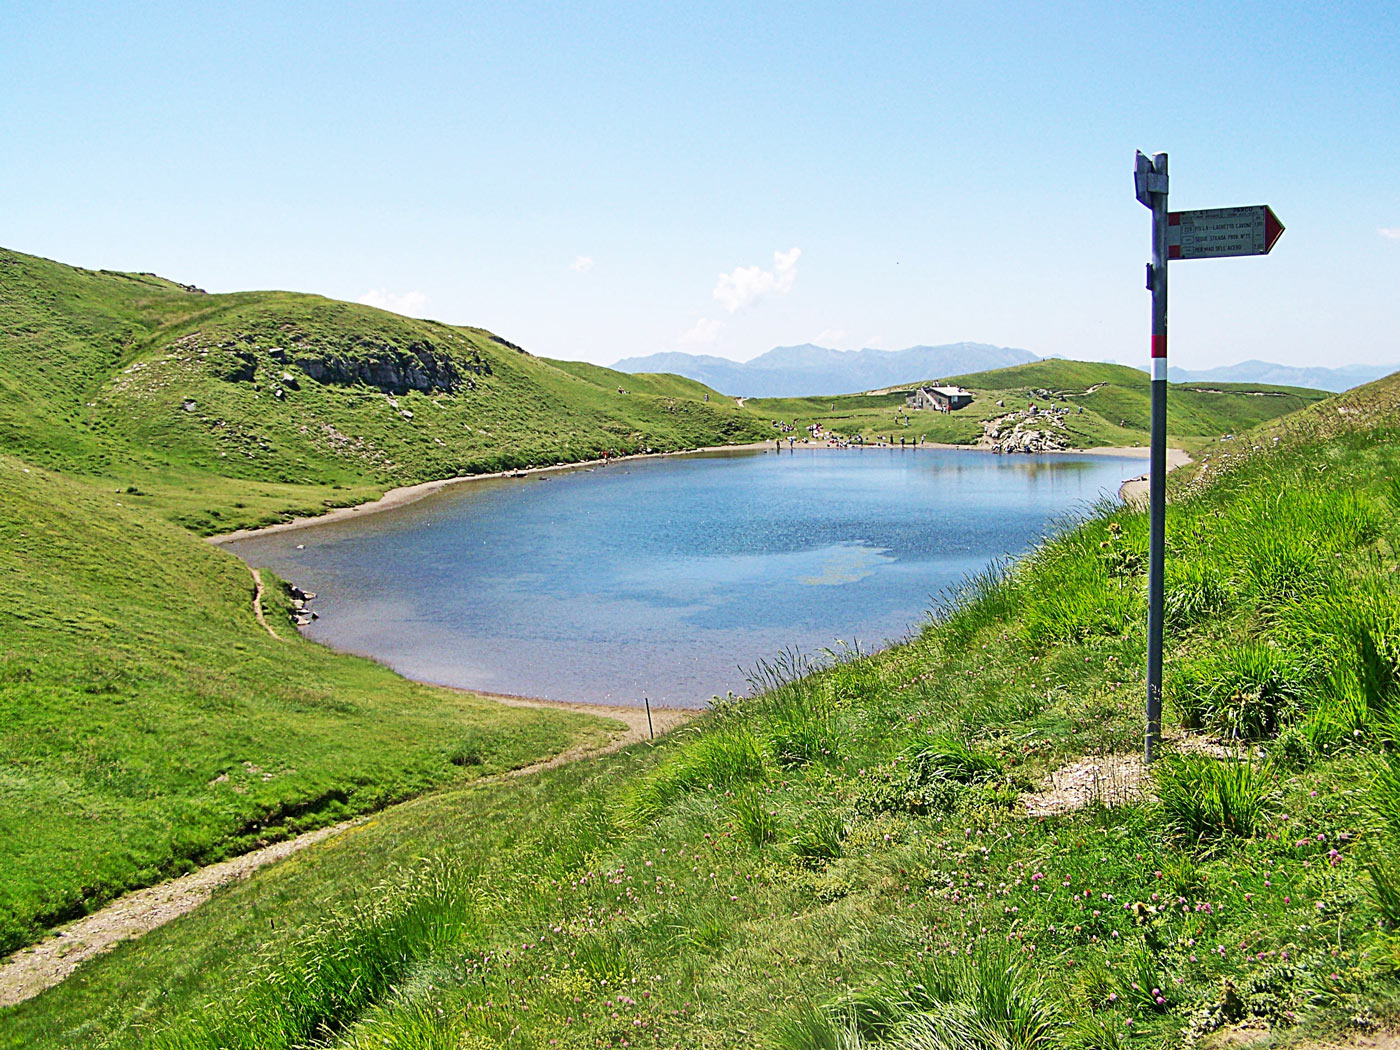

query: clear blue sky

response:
[3,1,1396,369]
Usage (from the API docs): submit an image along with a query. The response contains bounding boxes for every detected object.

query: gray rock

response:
[293,337,488,395]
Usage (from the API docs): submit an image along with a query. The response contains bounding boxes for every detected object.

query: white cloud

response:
[712,247,801,312]
[863,334,887,349]
[677,317,725,348]
[814,327,847,346]
[357,289,430,317]
[570,255,595,272]
[1380,228,1400,240]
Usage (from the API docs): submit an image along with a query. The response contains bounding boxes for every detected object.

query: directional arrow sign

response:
[1167,205,1284,260]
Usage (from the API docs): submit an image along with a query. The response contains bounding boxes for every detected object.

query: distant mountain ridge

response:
[1152,359,1397,393]
[614,342,1038,397]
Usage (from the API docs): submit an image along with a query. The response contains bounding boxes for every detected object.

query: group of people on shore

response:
[772,433,933,451]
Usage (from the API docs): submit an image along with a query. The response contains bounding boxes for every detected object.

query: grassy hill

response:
[7,376,1400,1046]
[0,453,617,958]
[746,359,1327,452]
[2,248,1325,537]
[0,248,766,533]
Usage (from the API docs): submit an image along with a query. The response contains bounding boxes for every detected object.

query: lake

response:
[225,447,1141,707]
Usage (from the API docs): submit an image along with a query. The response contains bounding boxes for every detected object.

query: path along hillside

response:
[6,371,1400,1047]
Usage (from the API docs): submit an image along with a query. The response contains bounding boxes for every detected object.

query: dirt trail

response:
[249,567,283,640]
[481,693,694,777]
[0,696,694,1009]
[1020,734,1240,817]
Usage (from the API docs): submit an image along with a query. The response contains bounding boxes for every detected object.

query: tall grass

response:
[1167,643,1316,739]
[1366,749,1400,840]
[150,857,478,1050]
[744,647,819,698]
[932,559,1019,649]
[776,952,1055,1050]
[791,810,848,868]
[1366,858,1400,930]
[756,674,848,768]
[908,736,1004,784]
[1277,581,1400,724]
[1154,755,1277,842]
[1163,559,1233,632]
[617,722,767,828]
[854,737,1002,817]
[733,788,780,847]
[1019,538,1139,647]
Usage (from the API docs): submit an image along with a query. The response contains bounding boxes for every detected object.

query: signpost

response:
[1133,151,1284,763]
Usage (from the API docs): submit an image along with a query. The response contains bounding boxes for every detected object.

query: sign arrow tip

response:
[1264,206,1285,254]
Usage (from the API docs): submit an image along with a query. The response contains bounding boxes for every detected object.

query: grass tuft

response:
[1168,643,1316,739]
[149,857,478,1050]
[790,952,1056,1050]
[617,723,767,828]
[1155,754,1277,841]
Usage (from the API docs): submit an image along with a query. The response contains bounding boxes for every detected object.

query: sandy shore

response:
[1117,447,1193,503]
[210,441,1187,544]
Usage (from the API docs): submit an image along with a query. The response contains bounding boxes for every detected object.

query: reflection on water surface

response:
[226,447,1138,707]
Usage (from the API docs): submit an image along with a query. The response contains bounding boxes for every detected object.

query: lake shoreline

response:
[216,443,1157,709]
[209,441,1174,545]
[1116,447,1194,503]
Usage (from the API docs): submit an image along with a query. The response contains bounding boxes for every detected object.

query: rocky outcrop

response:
[198,329,494,396]
[982,403,1073,454]
[288,584,318,628]
[294,338,490,395]
[213,351,258,383]
[489,333,527,354]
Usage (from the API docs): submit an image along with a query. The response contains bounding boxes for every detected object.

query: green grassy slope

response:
[0,248,768,533]
[747,359,1326,451]
[956,359,1328,443]
[0,453,615,958]
[11,377,1400,1048]
[1,248,1322,537]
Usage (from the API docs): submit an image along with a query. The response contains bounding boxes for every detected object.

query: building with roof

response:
[907,384,973,411]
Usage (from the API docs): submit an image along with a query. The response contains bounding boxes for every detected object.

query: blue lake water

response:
[225,447,1141,707]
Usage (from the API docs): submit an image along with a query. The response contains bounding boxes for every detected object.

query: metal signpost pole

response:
[1135,151,1169,763]
[1132,152,1283,763]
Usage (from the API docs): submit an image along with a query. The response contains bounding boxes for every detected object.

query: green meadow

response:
[2,244,1392,1047]
[6,371,1400,1046]
[0,452,618,958]
[0,248,768,534]
[747,360,1324,452]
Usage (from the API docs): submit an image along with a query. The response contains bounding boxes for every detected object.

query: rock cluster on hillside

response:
[195,331,494,396]
[293,337,486,395]
[984,397,1076,454]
